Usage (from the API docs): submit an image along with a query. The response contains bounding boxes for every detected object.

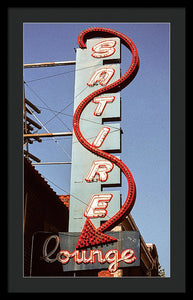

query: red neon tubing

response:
[73,27,139,244]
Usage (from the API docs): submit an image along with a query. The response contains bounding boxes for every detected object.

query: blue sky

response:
[23,23,170,276]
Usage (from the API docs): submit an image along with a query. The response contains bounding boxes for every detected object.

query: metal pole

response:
[24,61,76,68]
[24,132,73,138]
[23,81,29,158]
[32,162,72,165]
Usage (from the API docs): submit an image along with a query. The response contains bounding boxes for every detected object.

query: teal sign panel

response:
[69,37,121,232]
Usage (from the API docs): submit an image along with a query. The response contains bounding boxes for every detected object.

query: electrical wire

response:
[24,79,123,135]
[24,61,103,132]
[24,77,120,162]
[44,101,73,127]
[24,82,72,132]
[26,105,71,160]
[24,62,102,83]
[27,102,122,148]
[24,81,92,133]
[43,174,115,220]
[33,103,122,132]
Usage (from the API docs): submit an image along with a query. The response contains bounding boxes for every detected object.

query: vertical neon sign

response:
[70,28,139,249]
[69,36,121,234]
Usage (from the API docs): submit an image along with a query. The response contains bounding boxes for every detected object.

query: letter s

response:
[92,40,116,58]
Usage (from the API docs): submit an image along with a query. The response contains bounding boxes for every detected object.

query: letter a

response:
[87,67,115,86]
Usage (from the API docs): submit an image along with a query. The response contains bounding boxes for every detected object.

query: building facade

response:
[24,158,159,277]
[24,158,69,276]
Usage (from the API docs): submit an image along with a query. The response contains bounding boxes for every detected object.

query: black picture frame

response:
[7,7,186,293]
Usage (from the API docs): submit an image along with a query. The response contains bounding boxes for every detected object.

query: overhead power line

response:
[24,61,101,83]
[26,105,72,160]
[24,82,72,132]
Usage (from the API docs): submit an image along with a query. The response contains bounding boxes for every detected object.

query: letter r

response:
[85,160,114,182]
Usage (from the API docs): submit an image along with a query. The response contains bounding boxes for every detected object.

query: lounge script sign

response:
[30,231,140,275]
